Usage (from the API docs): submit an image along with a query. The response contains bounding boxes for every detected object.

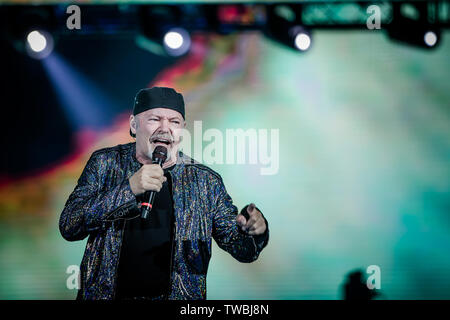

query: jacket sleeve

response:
[59,151,137,241]
[212,177,269,263]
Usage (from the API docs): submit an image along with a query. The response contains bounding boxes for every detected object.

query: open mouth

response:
[151,138,172,147]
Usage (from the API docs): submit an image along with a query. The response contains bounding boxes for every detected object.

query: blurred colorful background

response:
[0,1,449,299]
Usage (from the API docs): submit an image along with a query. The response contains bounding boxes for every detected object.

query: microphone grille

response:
[152,145,168,162]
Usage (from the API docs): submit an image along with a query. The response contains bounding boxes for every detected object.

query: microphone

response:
[141,145,168,220]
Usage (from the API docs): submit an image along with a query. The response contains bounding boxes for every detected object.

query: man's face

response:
[130,108,185,161]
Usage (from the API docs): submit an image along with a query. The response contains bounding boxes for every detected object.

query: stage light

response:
[138,6,191,57]
[387,22,440,50]
[162,28,191,56]
[294,32,311,51]
[288,25,312,52]
[387,3,441,50]
[264,4,312,53]
[164,31,183,49]
[25,29,54,59]
[424,31,438,47]
[27,31,46,52]
[4,7,57,59]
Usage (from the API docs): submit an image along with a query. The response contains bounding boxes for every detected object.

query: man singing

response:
[59,87,269,300]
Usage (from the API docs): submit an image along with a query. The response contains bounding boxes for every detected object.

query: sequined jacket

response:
[59,142,269,300]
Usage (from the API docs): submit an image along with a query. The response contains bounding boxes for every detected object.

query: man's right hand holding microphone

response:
[129,164,167,196]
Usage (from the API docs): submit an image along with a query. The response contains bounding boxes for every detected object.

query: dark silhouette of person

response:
[342,269,380,300]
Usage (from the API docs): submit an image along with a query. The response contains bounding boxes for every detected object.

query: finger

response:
[144,164,164,177]
[249,218,267,235]
[143,184,161,192]
[244,215,258,229]
[148,163,163,171]
[147,177,163,187]
[247,219,260,230]
[248,204,262,219]
[250,210,261,220]
[156,175,166,184]
[145,171,165,184]
[144,180,162,192]
[248,226,264,236]
[143,163,161,172]
[243,221,256,232]
[155,165,164,176]
[236,214,247,227]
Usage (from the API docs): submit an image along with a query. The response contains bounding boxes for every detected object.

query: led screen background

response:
[0,29,449,299]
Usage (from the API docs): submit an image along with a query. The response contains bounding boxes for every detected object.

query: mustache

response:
[150,132,174,143]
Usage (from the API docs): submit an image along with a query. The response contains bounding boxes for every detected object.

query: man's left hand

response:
[236,203,267,236]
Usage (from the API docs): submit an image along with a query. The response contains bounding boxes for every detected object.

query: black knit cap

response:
[130,87,185,137]
[133,87,185,118]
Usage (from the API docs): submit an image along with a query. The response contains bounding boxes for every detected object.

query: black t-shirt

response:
[116,164,175,299]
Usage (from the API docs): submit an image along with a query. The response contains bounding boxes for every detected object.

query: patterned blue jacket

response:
[59,142,269,300]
